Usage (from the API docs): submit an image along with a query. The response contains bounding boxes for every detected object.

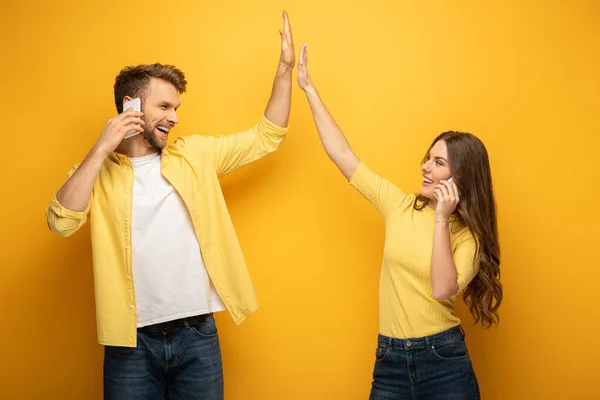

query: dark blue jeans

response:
[369,326,480,400]
[104,314,223,400]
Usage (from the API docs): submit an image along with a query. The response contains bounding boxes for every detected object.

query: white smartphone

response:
[447,177,461,196]
[122,98,141,139]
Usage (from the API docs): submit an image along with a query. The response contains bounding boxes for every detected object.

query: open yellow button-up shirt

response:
[46,116,288,347]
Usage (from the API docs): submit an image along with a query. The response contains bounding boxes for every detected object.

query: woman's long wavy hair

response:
[414,132,503,327]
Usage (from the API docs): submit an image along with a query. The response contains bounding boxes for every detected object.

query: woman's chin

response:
[419,189,434,199]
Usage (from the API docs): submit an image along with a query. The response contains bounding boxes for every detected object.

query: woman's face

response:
[420,139,453,200]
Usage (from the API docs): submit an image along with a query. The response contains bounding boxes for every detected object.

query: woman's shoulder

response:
[388,193,419,216]
[451,222,477,247]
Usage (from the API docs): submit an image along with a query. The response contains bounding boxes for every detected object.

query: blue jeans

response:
[369,326,480,400]
[104,314,223,400]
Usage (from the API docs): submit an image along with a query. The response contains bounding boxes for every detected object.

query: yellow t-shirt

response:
[349,162,479,339]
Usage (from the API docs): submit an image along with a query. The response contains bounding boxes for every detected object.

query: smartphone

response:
[447,177,461,196]
[122,98,141,139]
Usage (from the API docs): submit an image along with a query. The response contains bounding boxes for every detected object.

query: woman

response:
[296,43,502,400]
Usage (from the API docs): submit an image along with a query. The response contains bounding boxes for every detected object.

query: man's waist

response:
[139,313,213,334]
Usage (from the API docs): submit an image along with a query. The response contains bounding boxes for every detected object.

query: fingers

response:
[129,116,145,126]
[121,114,145,126]
[279,29,292,53]
[123,124,144,134]
[112,114,145,135]
[443,180,459,202]
[120,110,144,120]
[279,29,287,43]
[298,43,309,82]
[439,180,459,204]
[435,182,453,202]
[304,42,308,64]
[122,108,144,118]
[435,180,460,216]
[299,42,307,66]
[280,10,293,52]
[283,10,292,38]
[438,182,451,198]
[297,42,315,91]
[121,120,144,135]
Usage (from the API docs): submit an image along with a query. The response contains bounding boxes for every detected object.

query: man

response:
[45,11,295,400]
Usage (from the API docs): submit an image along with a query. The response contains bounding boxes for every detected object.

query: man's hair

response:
[113,63,187,113]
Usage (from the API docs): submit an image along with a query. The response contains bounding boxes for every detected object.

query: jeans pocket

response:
[190,315,218,338]
[429,338,469,361]
[375,346,390,362]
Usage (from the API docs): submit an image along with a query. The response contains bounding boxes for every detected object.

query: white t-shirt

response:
[129,152,225,327]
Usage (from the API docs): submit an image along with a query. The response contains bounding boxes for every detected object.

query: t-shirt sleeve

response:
[348,162,407,219]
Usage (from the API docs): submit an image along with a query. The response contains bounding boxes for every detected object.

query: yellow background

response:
[1,0,598,398]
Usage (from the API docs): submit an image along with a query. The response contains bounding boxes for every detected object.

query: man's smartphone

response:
[122,98,141,139]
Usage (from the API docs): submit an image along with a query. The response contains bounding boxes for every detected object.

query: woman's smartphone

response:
[447,177,461,196]
[123,98,141,139]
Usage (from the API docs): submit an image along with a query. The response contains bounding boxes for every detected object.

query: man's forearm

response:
[264,63,292,127]
[56,146,107,211]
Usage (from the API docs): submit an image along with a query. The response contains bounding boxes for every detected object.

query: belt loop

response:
[387,336,393,350]
[425,336,431,349]
[458,325,465,338]
[184,319,190,329]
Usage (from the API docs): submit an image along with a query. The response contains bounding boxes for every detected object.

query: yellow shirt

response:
[46,115,288,347]
[349,162,479,339]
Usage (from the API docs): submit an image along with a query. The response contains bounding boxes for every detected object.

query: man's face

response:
[139,78,180,150]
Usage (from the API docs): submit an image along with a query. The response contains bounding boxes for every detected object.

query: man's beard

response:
[141,124,165,150]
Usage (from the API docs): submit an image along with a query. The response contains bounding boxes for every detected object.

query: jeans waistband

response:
[139,313,212,334]
[377,325,465,351]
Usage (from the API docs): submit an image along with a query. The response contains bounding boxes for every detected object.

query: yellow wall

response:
[1,0,598,398]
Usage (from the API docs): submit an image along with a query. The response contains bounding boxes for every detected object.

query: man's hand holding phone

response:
[93,98,144,156]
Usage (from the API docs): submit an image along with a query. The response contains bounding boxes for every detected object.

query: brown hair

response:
[415,131,503,327]
[113,63,187,113]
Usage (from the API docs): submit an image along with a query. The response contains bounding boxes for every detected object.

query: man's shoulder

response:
[169,133,210,152]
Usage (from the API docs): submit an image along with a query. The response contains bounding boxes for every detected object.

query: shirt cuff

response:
[259,114,289,136]
[348,161,370,186]
[48,197,89,218]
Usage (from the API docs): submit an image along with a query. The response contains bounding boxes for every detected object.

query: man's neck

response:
[115,136,159,158]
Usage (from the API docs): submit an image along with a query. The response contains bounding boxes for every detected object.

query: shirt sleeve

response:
[45,164,91,237]
[453,235,480,293]
[177,115,288,178]
[348,162,407,219]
